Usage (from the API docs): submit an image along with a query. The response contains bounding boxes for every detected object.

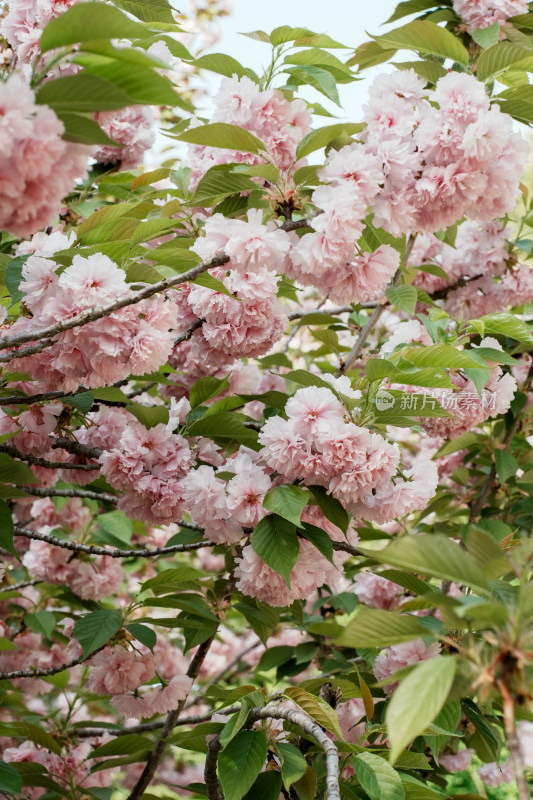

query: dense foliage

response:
[0,1,532,799]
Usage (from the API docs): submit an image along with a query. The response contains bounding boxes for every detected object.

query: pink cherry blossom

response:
[373,639,442,694]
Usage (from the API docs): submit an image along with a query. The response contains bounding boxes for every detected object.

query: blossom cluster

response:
[452,0,528,33]
[0,77,89,238]
[259,385,438,524]
[12,251,178,392]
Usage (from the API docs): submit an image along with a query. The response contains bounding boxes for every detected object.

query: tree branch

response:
[205,702,341,800]
[336,234,417,376]
[126,631,220,800]
[72,706,241,738]
[0,644,106,681]
[174,317,205,347]
[0,578,43,592]
[0,254,230,353]
[15,486,117,503]
[14,526,213,558]
[49,438,102,460]
[0,389,76,406]
[0,444,100,471]
[288,303,376,320]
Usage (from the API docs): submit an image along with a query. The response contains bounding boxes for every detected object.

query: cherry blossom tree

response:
[0,1,532,799]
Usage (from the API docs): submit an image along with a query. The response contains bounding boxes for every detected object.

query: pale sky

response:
[213,0,402,119]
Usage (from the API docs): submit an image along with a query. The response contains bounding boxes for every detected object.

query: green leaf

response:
[0,722,61,755]
[337,609,428,648]
[283,65,341,105]
[91,734,153,758]
[39,2,149,52]
[476,41,533,81]
[83,61,180,107]
[424,700,461,759]
[111,0,176,23]
[194,53,253,80]
[284,686,344,739]
[0,761,22,794]
[125,623,157,651]
[393,59,447,84]
[73,609,123,658]
[126,404,169,429]
[175,123,266,154]
[169,721,224,752]
[494,449,518,483]
[299,523,334,563]
[402,344,482,370]
[296,123,364,159]
[36,73,133,112]
[471,22,501,50]
[0,499,16,559]
[308,485,349,534]
[141,566,203,595]
[479,312,533,343]
[218,729,267,800]
[386,0,443,24]
[387,657,456,763]
[263,485,309,526]
[275,742,308,790]
[0,453,36,485]
[188,413,258,447]
[6,255,28,305]
[190,376,230,409]
[359,535,489,592]
[372,21,469,66]
[55,111,117,145]
[242,771,282,800]
[25,611,56,640]
[256,645,294,672]
[191,172,257,206]
[386,285,418,315]
[353,752,405,800]
[251,515,300,588]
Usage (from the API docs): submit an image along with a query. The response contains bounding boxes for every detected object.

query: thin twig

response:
[15,486,117,503]
[0,578,43,592]
[0,644,106,681]
[0,338,56,363]
[127,632,220,800]
[72,706,241,738]
[288,303,376,320]
[174,318,204,347]
[336,234,417,376]
[0,254,230,354]
[0,389,75,406]
[0,444,100,471]
[14,526,212,559]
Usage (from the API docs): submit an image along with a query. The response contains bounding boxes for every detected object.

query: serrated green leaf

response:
[387,657,456,763]
[0,499,16,559]
[386,285,418,315]
[359,535,489,592]
[402,344,482,370]
[36,72,133,112]
[190,376,230,409]
[476,41,533,81]
[126,404,168,429]
[296,123,364,159]
[299,522,334,563]
[308,485,349,534]
[112,0,176,23]
[386,0,442,24]
[218,729,267,800]
[0,453,36,485]
[125,623,157,651]
[337,609,428,648]
[283,65,341,105]
[251,515,300,587]
[373,20,469,66]
[39,2,149,53]
[263,485,309,526]
[191,172,257,207]
[275,742,308,790]
[353,752,405,800]
[479,312,533,343]
[175,123,266,154]
[194,53,254,80]
[284,686,344,739]
[73,609,122,658]
[25,611,56,640]
[91,734,153,758]
[188,413,258,447]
